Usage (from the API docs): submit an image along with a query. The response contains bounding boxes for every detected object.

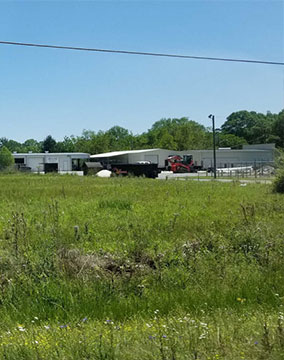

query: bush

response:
[272,169,284,193]
[272,150,284,193]
[0,146,14,170]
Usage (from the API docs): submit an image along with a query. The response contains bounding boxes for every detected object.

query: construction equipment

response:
[167,154,199,173]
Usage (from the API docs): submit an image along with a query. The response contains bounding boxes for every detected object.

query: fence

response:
[211,161,275,178]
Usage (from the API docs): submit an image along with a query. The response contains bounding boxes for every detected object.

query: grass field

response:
[0,174,283,359]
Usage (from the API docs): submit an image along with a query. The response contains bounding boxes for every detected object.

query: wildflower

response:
[18,326,26,332]
[236,297,246,304]
[148,335,156,340]
[254,341,258,345]
[60,324,67,329]
[82,317,88,323]
[44,325,50,330]
[162,335,167,338]
[154,309,159,314]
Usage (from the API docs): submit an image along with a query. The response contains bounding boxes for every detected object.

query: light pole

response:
[208,114,217,179]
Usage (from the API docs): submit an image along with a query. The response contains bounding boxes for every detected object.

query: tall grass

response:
[0,174,283,358]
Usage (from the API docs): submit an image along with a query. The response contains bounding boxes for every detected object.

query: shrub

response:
[273,150,284,193]
[0,146,14,170]
[272,169,284,193]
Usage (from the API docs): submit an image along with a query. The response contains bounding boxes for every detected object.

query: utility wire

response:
[0,40,283,66]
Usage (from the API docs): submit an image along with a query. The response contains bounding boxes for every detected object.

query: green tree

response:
[221,111,275,144]
[106,126,133,151]
[42,135,57,152]
[158,131,177,150]
[0,137,23,152]
[272,110,284,148]
[73,130,95,153]
[56,136,76,152]
[89,131,111,154]
[175,121,211,150]
[132,133,150,149]
[146,117,210,150]
[217,133,247,148]
[22,139,41,153]
[0,146,14,170]
[73,130,111,154]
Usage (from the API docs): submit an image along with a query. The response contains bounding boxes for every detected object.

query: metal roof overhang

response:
[90,149,160,158]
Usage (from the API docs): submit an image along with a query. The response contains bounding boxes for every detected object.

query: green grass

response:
[0,174,284,359]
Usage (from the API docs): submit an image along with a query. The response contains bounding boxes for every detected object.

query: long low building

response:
[13,152,90,174]
[90,144,275,169]
[91,149,175,169]
[12,144,275,175]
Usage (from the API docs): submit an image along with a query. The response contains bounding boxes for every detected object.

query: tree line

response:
[1,110,283,157]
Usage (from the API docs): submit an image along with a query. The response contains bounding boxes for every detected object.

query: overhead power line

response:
[0,40,283,66]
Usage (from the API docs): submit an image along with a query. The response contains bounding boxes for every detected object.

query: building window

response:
[15,158,25,164]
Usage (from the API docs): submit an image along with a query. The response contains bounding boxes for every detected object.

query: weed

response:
[0,175,282,359]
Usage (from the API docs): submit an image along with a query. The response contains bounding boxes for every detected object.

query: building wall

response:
[180,149,274,168]
[127,148,274,169]
[90,147,275,170]
[26,156,44,172]
[56,155,72,172]
[128,149,181,168]
[24,155,73,172]
[243,143,275,150]
[128,149,274,169]
[13,154,87,172]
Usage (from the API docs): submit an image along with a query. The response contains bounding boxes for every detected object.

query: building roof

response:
[13,152,90,158]
[242,143,275,150]
[196,149,270,152]
[90,149,160,158]
[90,147,274,159]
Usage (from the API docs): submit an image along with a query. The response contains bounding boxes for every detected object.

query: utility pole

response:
[208,114,217,179]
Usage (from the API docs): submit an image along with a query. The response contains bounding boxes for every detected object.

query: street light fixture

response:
[208,114,217,179]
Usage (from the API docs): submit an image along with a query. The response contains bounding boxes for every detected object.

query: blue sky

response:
[0,0,283,142]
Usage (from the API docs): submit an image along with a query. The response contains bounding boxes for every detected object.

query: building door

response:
[44,163,58,173]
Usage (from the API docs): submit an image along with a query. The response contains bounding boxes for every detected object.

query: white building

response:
[90,144,275,169]
[13,145,273,175]
[90,149,175,169]
[13,152,90,174]
[188,144,275,169]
